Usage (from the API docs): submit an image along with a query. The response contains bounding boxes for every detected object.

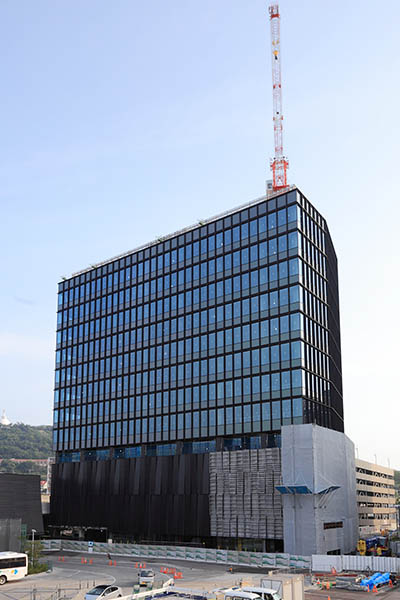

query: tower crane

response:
[268,4,289,191]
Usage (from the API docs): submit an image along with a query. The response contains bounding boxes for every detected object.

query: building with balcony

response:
[356,458,396,535]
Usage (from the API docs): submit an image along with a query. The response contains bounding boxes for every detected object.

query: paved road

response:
[0,551,259,600]
[2,551,399,600]
[45,551,239,586]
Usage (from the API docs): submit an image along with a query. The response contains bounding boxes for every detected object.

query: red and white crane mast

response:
[269,3,289,191]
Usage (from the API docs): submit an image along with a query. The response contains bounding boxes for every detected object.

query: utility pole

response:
[31,529,36,566]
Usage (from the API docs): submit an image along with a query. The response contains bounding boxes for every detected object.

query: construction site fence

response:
[312,554,400,573]
[43,541,400,573]
[43,540,310,569]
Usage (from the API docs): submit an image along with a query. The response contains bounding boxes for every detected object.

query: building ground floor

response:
[50,423,358,555]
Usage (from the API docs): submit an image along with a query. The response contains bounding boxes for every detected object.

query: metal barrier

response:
[312,554,400,573]
[43,540,311,570]
[45,540,400,574]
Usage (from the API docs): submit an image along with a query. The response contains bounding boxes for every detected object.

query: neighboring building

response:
[0,474,44,535]
[41,457,55,517]
[46,456,55,495]
[50,186,357,553]
[0,519,22,552]
[356,458,396,535]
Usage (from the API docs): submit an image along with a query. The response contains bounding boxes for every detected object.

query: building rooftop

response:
[68,185,298,280]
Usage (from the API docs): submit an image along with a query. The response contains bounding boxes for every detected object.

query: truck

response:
[259,574,304,600]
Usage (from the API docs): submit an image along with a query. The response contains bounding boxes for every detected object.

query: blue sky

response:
[1,1,399,467]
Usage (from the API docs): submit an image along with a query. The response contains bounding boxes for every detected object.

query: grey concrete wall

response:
[281,423,358,555]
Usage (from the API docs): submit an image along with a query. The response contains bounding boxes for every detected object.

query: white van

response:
[222,591,262,600]
[242,587,281,600]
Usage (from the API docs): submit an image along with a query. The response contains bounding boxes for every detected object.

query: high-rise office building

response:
[50,186,357,554]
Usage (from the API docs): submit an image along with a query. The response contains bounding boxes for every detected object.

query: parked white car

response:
[85,585,122,600]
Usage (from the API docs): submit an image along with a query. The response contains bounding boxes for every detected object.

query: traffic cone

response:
[373,586,378,593]
[113,560,117,567]
[174,572,182,580]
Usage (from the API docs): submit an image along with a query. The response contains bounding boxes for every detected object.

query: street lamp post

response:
[31,529,37,567]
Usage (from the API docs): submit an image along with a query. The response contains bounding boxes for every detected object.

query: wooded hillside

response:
[0,423,52,459]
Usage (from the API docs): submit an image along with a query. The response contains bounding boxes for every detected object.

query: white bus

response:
[0,552,28,585]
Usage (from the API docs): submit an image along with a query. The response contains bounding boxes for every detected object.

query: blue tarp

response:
[360,573,390,590]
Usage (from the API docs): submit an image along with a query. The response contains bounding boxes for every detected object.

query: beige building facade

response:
[355,458,396,535]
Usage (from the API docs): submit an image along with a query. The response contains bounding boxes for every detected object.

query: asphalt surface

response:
[0,551,262,600]
[1,551,399,600]
[46,550,247,586]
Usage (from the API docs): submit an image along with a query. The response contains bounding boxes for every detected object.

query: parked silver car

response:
[85,585,122,600]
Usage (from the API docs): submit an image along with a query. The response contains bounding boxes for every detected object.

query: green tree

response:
[0,460,47,478]
[22,540,48,574]
[0,459,16,473]
[0,424,52,459]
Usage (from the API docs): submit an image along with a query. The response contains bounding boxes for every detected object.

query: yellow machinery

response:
[357,539,366,555]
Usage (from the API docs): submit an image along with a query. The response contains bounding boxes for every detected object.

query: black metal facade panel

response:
[325,227,344,433]
[50,453,210,538]
[0,474,44,533]
[0,519,22,552]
